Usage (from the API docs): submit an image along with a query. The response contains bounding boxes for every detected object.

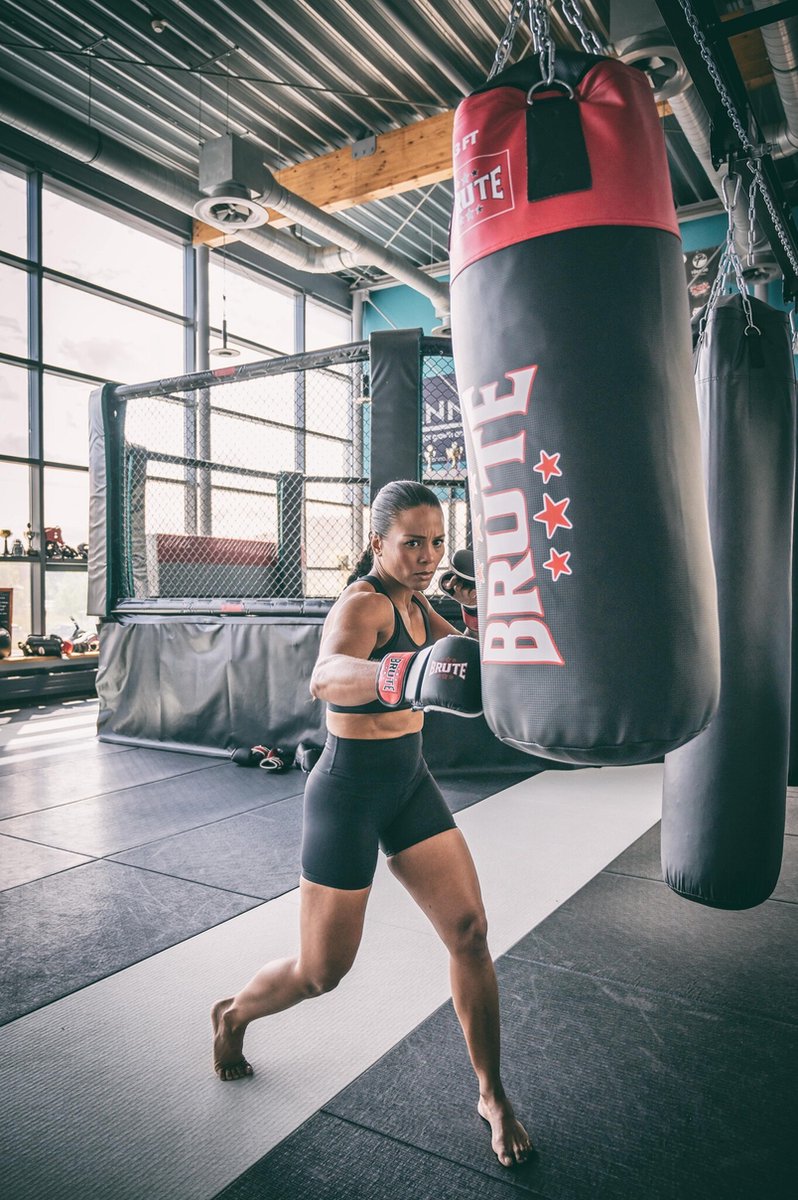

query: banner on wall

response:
[422,371,466,479]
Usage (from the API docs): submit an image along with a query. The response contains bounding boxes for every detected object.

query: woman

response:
[212,480,531,1168]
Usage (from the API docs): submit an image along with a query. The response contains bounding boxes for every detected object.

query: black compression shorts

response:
[301,731,457,890]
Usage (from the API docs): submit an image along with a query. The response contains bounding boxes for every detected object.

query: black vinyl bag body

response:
[449,51,720,765]
[662,295,796,909]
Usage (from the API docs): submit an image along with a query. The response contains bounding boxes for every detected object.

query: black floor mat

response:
[506,870,798,1024]
[112,793,304,899]
[607,823,798,903]
[0,763,304,856]
[214,1111,536,1200]
[319,958,796,1199]
[0,745,223,819]
[0,859,260,1024]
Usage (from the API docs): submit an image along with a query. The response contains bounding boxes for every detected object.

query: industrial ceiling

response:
[1,1,797,295]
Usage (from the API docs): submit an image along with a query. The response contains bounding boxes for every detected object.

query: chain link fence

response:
[115,346,370,602]
[108,341,467,605]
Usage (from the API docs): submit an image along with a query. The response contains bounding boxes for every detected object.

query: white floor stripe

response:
[0,740,105,767]
[0,764,662,1200]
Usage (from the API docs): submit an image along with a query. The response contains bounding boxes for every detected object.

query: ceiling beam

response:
[194,109,455,246]
[193,39,769,249]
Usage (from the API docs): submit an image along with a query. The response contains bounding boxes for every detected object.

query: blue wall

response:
[363,213,795,333]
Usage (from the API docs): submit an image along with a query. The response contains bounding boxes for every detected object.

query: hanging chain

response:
[488,0,530,79]
[697,173,760,350]
[676,0,798,282]
[530,1,555,85]
[559,0,604,54]
[488,0,604,81]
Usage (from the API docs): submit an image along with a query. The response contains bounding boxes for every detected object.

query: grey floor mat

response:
[607,824,798,903]
[0,833,91,890]
[0,764,304,856]
[0,859,260,1023]
[214,1112,537,1200]
[0,736,129,778]
[112,794,304,899]
[0,746,224,819]
[506,870,798,1024]
[321,958,796,1199]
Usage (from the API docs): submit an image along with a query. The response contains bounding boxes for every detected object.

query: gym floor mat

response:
[0,833,91,890]
[214,1111,539,1200]
[0,859,260,1024]
[506,869,798,1024]
[0,762,305,856]
[111,794,304,899]
[319,955,796,1200]
[0,745,225,819]
[607,822,798,903]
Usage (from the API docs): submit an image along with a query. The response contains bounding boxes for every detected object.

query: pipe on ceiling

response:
[0,87,450,320]
[752,0,798,155]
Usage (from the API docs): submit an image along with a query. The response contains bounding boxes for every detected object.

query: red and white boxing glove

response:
[376,635,482,717]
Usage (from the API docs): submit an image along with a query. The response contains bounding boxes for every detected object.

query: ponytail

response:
[346,545,374,585]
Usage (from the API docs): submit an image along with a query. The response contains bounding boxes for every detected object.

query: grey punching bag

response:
[450,50,720,765]
[662,294,797,909]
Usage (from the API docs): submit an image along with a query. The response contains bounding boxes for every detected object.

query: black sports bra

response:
[326,574,434,714]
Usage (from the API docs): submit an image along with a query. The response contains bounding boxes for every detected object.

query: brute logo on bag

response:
[454,150,515,228]
[461,363,565,668]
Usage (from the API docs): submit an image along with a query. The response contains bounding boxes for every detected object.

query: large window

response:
[0,165,187,652]
[0,161,352,652]
[210,255,296,357]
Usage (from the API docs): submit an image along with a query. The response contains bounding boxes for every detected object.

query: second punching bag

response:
[662,295,796,909]
[450,51,720,765]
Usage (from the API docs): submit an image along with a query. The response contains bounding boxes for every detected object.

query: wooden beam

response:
[193,110,455,246]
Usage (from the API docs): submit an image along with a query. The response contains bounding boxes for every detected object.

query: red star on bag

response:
[533,493,572,539]
[543,548,572,581]
[533,450,562,484]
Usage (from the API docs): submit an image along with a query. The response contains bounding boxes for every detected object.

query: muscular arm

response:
[310,591,391,705]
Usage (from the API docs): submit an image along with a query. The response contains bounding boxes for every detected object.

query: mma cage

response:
[87,328,531,770]
[90,331,466,615]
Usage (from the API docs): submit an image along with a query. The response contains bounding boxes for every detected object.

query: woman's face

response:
[372,505,446,590]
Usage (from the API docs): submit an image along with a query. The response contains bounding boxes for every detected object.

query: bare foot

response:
[478,1094,533,1167]
[211,998,253,1081]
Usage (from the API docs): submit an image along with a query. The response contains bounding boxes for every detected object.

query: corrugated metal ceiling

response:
[0,1,792,288]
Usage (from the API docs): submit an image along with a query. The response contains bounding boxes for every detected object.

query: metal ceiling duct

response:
[752,0,798,156]
[614,28,779,282]
[0,87,450,321]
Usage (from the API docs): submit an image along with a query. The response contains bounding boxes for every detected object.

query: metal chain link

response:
[697,173,760,351]
[677,0,798,283]
[488,0,530,79]
[558,0,604,54]
[530,1,555,85]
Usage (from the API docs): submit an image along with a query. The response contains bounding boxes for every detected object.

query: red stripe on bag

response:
[450,59,679,281]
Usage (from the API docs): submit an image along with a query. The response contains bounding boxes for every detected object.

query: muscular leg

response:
[388,829,531,1167]
[212,876,370,1080]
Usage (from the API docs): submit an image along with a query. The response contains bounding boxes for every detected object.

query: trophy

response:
[446,441,464,474]
[24,523,36,556]
[424,443,435,475]
[0,529,10,557]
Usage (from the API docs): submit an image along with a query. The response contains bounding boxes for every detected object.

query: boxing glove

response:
[377,635,483,716]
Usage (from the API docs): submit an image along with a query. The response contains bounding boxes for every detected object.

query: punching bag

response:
[449,51,720,766]
[662,295,796,909]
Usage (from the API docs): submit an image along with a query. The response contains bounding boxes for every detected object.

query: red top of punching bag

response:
[450,57,680,282]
